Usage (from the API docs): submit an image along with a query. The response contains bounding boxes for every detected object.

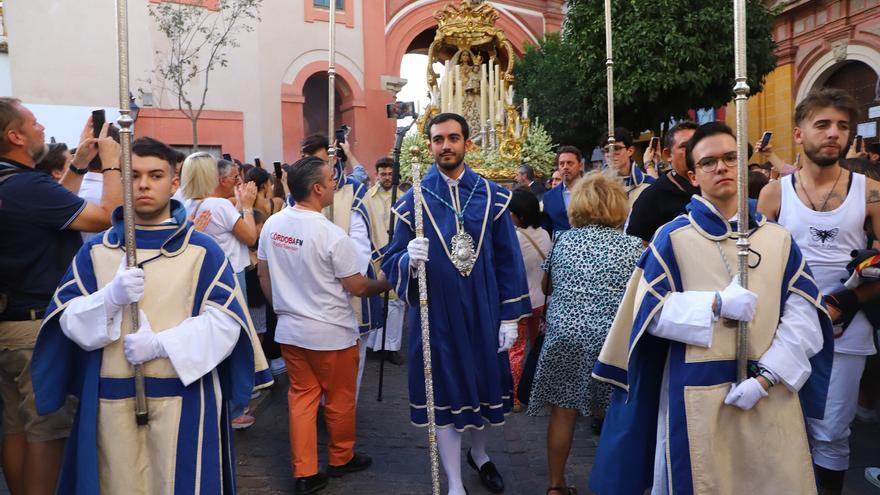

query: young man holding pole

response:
[590,122,834,495]
[382,113,531,495]
[32,137,270,493]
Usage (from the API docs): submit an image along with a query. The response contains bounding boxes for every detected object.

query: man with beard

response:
[382,113,531,495]
[541,146,583,238]
[758,88,880,494]
[32,136,268,493]
[364,157,405,365]
[0,98,122,494]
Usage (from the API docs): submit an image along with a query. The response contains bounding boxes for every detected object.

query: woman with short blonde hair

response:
[567,171,629,229]
[528,170,643,495]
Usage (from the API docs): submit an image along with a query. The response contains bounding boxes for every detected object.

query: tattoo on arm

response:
[868,189,880,204]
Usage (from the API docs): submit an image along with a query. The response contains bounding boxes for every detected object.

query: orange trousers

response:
[281,344,359,477]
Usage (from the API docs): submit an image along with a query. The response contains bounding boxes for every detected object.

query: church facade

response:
[727,0,880,163]
[2,0,563,173]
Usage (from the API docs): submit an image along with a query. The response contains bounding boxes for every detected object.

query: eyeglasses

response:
[696,151,738,172]
[223,173,241,183]
[604,144,627,153]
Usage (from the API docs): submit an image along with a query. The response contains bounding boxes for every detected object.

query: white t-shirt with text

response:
[257,206,361,351]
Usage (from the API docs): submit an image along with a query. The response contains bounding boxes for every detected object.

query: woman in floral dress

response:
[527,171,643,495]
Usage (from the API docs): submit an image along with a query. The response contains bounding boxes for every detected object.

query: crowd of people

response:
[0,86,879,495]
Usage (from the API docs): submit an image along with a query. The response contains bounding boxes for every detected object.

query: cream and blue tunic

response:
[590,196,834,495]
[382,165,532,431]
[32,202,272,495]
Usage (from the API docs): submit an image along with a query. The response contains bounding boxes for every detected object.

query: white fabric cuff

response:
[59,288,123,351]
[155,305,240,387]
[757,294,823,392]
[651,291,716,348]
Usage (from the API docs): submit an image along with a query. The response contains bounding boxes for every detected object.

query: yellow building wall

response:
[725,62,796,164]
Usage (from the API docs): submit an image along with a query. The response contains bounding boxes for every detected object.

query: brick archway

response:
[280,61,365,163]
[384,1,542,79]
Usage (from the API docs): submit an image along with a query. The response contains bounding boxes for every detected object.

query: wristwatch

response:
[68,161,88,175]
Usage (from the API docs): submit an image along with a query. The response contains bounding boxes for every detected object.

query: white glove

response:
[105,258,145,307]
[723,377,768,410]
[497,322,518,353]
[718,278,757,322]
[407,237,429,264]
[123,312,167,365]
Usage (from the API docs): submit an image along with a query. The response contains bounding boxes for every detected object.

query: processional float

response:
[419,0,531,177]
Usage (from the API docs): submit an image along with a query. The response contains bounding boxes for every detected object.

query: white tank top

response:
[779,172,874,355]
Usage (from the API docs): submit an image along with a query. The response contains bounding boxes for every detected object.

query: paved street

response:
[234,346,599,495]
[235,338,880,495]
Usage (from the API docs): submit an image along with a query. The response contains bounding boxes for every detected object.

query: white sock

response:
[437,427,466,495]
[469,425,491,467]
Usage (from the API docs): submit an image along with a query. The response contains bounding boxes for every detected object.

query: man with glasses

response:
[591,121,833,495]
[217,158,242,200]
[600,127,655,212]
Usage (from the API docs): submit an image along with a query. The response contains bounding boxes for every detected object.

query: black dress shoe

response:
[295,472,328,494]
[466,449,504,493]
[386,350,405,365]
[327,453,373,477]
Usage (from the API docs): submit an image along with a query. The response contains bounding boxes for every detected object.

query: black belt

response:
[0,308,46,322]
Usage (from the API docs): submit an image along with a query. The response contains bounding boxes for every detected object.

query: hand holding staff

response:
[410,146,441,495]
[732,0,751,384]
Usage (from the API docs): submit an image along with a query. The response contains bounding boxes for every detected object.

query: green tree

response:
[514,33,590,149]
[150,0,262,150]
[514,0,778,149]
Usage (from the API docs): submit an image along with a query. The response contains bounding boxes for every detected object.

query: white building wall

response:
[4,0,366,160]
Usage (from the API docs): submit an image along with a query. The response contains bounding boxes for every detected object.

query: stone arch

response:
[796,43,880,103]
[280,60,365,162]
[384,1,542,79]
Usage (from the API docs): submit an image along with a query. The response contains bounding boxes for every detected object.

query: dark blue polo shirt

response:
[0,159,85,317]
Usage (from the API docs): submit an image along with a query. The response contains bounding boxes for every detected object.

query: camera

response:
[386,101,417,120]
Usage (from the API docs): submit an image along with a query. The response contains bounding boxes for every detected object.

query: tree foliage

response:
[150,0,262,149]
[514,0,778,150]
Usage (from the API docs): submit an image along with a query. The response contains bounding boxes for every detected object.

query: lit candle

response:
[455,65,463,115]
[495,64,502,103]
[480,66,487,130]
[443,61,452,113]
[488,61,495,130]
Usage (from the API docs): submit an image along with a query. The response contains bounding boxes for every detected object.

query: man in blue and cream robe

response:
[382,113,531,495]
[590,122,834,495]
[31,138,271,494]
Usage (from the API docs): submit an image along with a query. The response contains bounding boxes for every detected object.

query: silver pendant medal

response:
[450,227,476,276]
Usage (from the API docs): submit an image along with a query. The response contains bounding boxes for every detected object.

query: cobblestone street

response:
[234,340,880,495]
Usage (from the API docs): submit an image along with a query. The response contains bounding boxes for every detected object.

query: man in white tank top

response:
[758,87,880,494]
